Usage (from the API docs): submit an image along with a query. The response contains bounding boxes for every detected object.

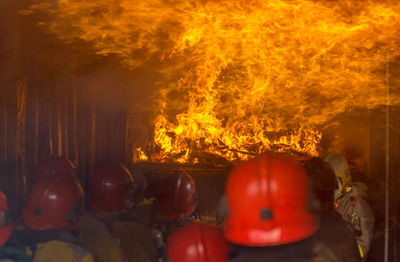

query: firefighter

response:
[323,152,374,260]
[154,170,198,223]
[33,156,77,181]
[223,153,340,262]
[0,190,22,262]
[0,192,13,248]
[305,157,361,262]
[20,176,93,262]
[131,170,198,261]
[0,190,34,262]
[156,171,198,242]
[78,161,158,262]
[167,222,228,262]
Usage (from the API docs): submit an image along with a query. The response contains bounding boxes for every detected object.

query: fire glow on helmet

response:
[24,0,400,162]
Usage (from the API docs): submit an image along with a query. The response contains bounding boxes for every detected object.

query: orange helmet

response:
[87,162,136,212]
[33,156,76,181]
[23,176,84,231]
[156,170,197,220]
[224,154,319,246]
[167,222,228,262]
[0,191,13,247]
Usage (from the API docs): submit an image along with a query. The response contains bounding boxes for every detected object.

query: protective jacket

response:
[77,216,127,262]
[133,197,197,261]
[78,213,157,262]
[227,236,340,262]
[335,182,374,259]
[0,234,32,262]
[316,207,361,262]
[7,226,94,262]
[34,240,94,262]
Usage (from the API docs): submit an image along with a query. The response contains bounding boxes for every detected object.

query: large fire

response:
[24,0,400,163]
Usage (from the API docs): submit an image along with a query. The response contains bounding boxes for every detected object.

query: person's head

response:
[323,152,351,196]
[155,170,197,220]
[87,161,137,213]
[33,156,76,181]
[304,157,337,205]
[23,176,84,231]
[167,222,228,262]
[224,153,319,246]
[0,191,13,247]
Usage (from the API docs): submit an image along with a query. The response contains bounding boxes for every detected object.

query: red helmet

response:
[33,156,76,181]
[87,162,136,212]
[0,192,13,247]
[167,222,228,262]
[23,176,84,231]
[224,154,319,246]
[156,170,197,220]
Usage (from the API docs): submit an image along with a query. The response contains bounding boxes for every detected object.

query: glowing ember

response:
[25,0,400,162]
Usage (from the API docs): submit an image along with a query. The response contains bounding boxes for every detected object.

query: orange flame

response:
[26,0,400,162]
[136,147,149,161]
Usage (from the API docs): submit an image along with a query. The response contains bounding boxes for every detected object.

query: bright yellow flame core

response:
[30,0,400,162]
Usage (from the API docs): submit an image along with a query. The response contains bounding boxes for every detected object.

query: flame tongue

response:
[28,0,400,162]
